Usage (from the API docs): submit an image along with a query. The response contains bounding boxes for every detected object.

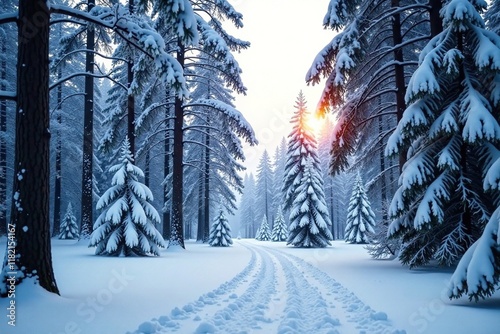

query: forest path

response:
[127,240,406,334]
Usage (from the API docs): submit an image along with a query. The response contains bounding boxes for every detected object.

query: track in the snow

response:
[127,240,407,334]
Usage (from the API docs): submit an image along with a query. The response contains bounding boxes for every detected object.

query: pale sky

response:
[229,0,333,174]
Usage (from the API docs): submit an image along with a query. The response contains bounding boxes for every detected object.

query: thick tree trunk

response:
[127,0,135,156]
[202,127,210,243]
[1,0,59,296]
[391,0,407,173]
[170,41,185,248]
[144,148,150,187]
[162,101,171,239]
[0,26,7,236]
[196,173,204,241]
[53,67,63,237]
[329,184,335,240]
[429,0,443,37]
[378,114,388,221]
[127,62,135,155]
[80,0,95,238]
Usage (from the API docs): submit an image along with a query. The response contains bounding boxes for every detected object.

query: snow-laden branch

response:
[50,93,86,114]
[49,70,124,91]
[52,49,129,70]
[0,11,16,25]
[0,90,16,101]
[50,3,189,98]
[184,98,257,145]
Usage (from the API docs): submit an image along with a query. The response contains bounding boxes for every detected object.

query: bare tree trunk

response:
[202,126,210,242]
[80,0,95,238]
[429,0,443,37]
[329,183,335,240]
[53,67,62,237]
[162,104,171,239]
[378,114,388,221]
[144,148,150,187]
[127,0,135,156]
[170,41,185,248]
[1,0,59,295]
[391,0,407,173]
[196,173,204,241]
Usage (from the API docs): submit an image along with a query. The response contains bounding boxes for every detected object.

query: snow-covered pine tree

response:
[344,172,376,244]
[89,138,165,256]
[239,173,258,238]
[446,0,500,301]
[385,0,500,269]
[208,210,233,247]
[282,91,321,211]
[272,137,288,223]
[256,149,274,226]
[271,205,288,242]
[58,202,79,240]
[256,214,271,241]
[181,64,254,242]
[288,158,333,248]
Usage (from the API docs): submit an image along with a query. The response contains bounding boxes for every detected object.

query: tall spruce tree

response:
[256,149,274,226]
[445,0,500,301]
[239,173,257,238]
[282,91,321,210]
[344,172,376,244]
[272,137,288,223]
[385,0,500,268]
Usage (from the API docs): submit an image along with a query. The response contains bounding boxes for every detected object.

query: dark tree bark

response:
[379,114,388,222]
[429,0,443,37]
[52,67,63,237]
[202,126,210,242]
[1,0,59,296]
[127,0,135,156]
[144,148,150,187]
[162,103,171,240]
[196,173,204,241]
[329,185,335,240]
[391,0,407,173]
[127,61,135,155]
[80,0,95,238]
[170,41,185,248]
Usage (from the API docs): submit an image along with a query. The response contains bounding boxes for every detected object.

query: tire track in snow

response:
[127,244,262,333]
[127,241,407,334]
[201,242,278,333]
[268,249,341,334]
[265,246,407,334]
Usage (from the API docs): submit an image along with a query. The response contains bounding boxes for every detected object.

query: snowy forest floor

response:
[0,238,499,334]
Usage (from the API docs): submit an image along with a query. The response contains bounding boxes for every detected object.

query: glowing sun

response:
[305,112,326,134]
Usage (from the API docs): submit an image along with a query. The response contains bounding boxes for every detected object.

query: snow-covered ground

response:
[0,238,498,334]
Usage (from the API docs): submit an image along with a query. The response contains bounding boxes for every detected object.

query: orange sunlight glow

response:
[305,112,326,134]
